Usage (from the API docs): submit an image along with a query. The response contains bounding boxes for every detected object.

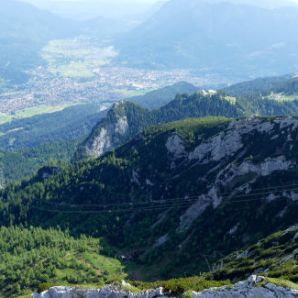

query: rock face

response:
[0,167,5,189]
[193,278,298,298]
[74,101,153,160]
[81,103,131,159]
[33,278,298,298]
[33,285,165,298]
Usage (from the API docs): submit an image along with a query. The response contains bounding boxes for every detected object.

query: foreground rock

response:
[33,285,165,298]
[192,277,298,298]
[33,277,298,298]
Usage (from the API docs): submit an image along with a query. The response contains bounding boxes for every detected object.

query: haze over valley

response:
[3,0,298,120]
[0,1,298,297]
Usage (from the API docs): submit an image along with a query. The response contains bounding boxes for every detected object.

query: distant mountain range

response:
[116,0,298,79]
[0,0,129,84]
[0,0,80,83]
[2,0,298,84]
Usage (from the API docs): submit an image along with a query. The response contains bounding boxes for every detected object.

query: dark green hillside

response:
[0,226,125,298]
[221,74,298,116]
[1,117,298,280]
[133,226,298,290]
[0,140,78,183]
[129,82,197,109]
[0,225,297,297]
[223,74,294,97]
[214,225,298,283]
[0,104,104,150]
[0,104,105,183]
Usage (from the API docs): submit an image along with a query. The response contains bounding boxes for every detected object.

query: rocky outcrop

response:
[0,167,5,189]
[192,276,298,298]
[177,118,298,232]
[83,107,130,159]
[33,285,165,298]
[74,101,152,160]
[33,277,298,298]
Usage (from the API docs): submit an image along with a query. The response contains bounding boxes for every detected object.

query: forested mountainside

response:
[76,75,298,160]
[2,117,298,282]
[223,73,298,97]
[222,74,298,116]
[0,80,197,183]
[0,104,105,184]
[214,225,298,282]
[116,0,298,78]
[0,104,104,150]
[1,225,297,297]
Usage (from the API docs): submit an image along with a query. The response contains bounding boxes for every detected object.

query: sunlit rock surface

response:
[33,277,298,298]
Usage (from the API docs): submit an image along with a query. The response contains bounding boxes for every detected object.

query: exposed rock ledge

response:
[33,285,165,298]
[33,277,298,298]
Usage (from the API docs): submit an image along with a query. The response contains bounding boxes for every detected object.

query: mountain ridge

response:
[76,74,298,161]
[75,93,239,160]
[116,0,298,79]
[2,117,298,280]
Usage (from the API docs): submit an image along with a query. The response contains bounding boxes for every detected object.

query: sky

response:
[21,0,298,3]
[19,0,298,21]
[22,0,162,4]
[20,0,166,20]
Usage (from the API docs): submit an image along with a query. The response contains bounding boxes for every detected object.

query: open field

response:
[42,39,118,78]
[0,104,80,125]
[264,92,298,102]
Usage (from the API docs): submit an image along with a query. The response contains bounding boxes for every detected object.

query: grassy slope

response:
[132,226,298,294]
[1,226,297,298]
[0,227,125,298]
[213,226,298,283]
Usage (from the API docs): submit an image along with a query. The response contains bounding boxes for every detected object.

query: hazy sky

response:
[19,0,298,21]
[22,0,162,3]
[20,0,167,21]
[22,0,298,2]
